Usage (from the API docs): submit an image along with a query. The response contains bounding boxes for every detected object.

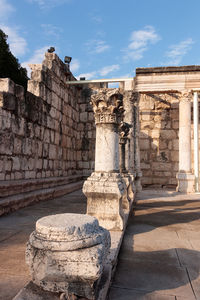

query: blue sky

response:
[1,0,200,79]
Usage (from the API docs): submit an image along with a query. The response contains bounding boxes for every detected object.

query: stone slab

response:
[187,267,200,300]
[109,287,176,299]
[112,260,195,299]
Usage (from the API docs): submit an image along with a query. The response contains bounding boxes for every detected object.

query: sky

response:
[1,0,200,80]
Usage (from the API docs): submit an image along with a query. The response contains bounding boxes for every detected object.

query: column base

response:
[176,172,195,193]
[83,172,126,231]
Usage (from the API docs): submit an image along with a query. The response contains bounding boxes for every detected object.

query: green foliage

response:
[0,29,28,90]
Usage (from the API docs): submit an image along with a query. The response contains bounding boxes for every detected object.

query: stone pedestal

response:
[177,91,195,193]
[83,89,126,231]
[24,213,110,299]
[83,172,125,230]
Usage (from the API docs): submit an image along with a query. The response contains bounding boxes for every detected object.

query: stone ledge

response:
[0,175,84,198]
[0,180,84,216]
[136,65,200,75]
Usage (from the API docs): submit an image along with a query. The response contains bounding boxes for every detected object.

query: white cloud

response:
[22,46,49,76]
[28,0,70,9]
[0,0,14,19]
[76,64,120,80]
[86,40,110,54]
[99,64,120,76]
[123,26,160,61]
[164,38,194,65]
[91,15,102,24]
[0,25,27,56]
[70,59,80,73]
[41,24,63,38]
[77,71,97,80]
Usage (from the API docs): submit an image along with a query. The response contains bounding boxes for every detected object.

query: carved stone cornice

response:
[90,88,124,124]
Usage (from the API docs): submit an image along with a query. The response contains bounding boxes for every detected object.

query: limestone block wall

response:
[0,53,95,182]
[77,87,95,175]
[139,92,179,186]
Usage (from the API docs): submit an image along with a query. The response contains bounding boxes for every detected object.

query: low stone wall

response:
[139,92,179,187]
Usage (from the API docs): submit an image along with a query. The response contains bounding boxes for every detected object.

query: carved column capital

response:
[179,90,193,102]
[90,88,124,124]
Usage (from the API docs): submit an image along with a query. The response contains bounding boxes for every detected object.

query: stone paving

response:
[0,189,200,299]
[109,189,200,300]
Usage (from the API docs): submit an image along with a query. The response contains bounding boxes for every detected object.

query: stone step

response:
[0,175,84,198]
[0,180,84,216]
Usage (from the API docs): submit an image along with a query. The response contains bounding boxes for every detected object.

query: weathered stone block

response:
[139,139,150,150]
[80,112,88,122]
[0,92,16,111]
[83,172,126,231]
[151,129,160,139]
[171,150,179,162]
[0,78,15,93]
[140,162,150,169]
[160,129,177,139]
[173,139,179,150]
[12,156,21,171]
[152,162,172,171]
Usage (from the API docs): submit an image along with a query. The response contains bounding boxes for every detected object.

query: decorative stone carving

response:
[91,88,124,124]
[25,213,110,299]
[83,88,127,231]
[83,172,126,230]
[180,90,192,102]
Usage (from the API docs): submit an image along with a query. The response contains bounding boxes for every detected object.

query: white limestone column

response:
[83,88,126,231]
[193,91,199,192]
[134,94,142,192]
[179,95,191,172]
[177,91,195,193]
[95,123,119,172]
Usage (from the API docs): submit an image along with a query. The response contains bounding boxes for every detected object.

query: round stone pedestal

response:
[26,213,110,299]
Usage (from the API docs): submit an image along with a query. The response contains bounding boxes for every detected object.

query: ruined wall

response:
[0,53,95,182]
[77,87,96,174]
[139,93,179,187]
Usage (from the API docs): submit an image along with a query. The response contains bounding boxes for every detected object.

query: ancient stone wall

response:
[0,53,95,183]
[139,92,179,187]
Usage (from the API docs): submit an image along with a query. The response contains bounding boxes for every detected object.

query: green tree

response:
[0,29,28,90]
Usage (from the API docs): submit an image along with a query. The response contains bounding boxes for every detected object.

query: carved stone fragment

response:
[25,213,111,299]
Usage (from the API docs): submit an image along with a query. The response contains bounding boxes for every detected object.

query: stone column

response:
[83,88,126,231]
[119,122,135,209]
[177,91,195,193]
[133,93,142,192]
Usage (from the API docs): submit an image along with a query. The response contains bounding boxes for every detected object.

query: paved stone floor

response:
[109,189,200,300]
[0,189,200,300]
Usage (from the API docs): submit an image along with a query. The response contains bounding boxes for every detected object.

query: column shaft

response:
[95,124,119,172]
[179,98,191,172]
